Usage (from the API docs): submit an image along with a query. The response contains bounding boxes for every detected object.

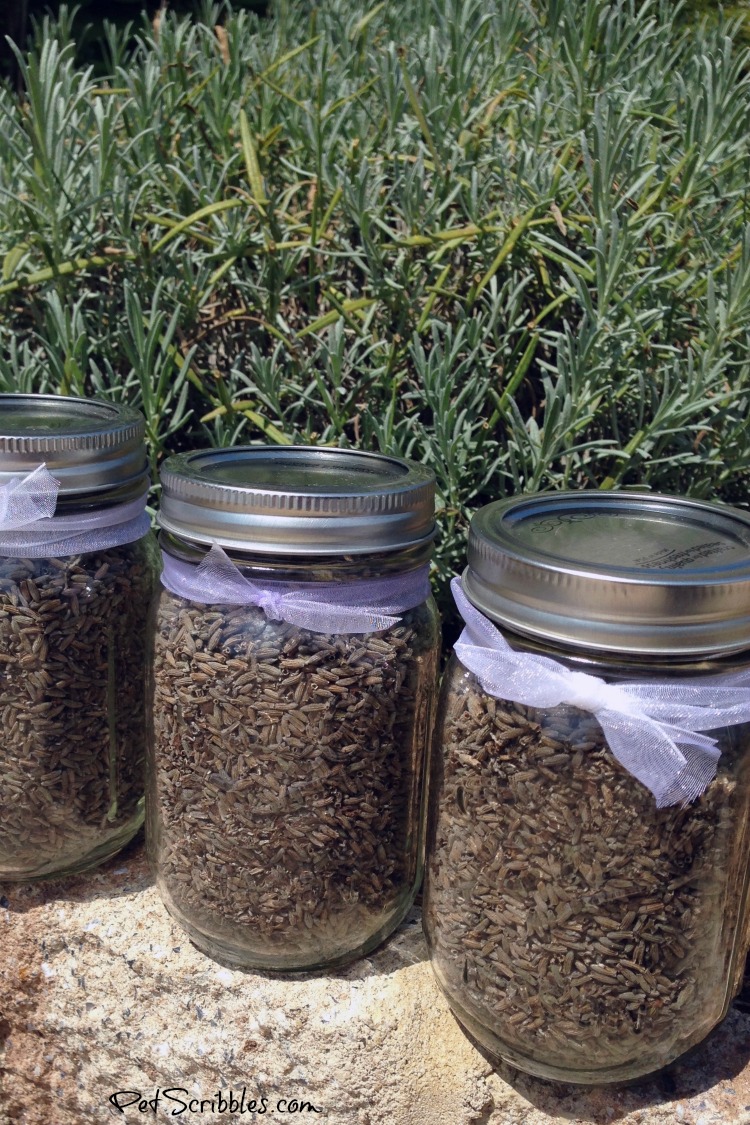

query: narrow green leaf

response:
[398,55,442,174]
[138,213,217,248]
[417,264,451,333]
[396,234,434,247]
[479,83,528,130]
[240,410,291,445]
[317,186,343,242]
[326,76,380,117]
[472,207,539,302]
[200,256,238,307]
[256,72,308,111]
[259,35,321,80]
[200,402,291,445]
[528,288,576,329]
[0,253,135,296]
[296,297,376,338]
[2,245,28,282]
[488,334,540,426]
[628,152,692,223]
[599,431,647,490]
[150,200,243,254]
[239,109,268,211]
[349,3,386,39]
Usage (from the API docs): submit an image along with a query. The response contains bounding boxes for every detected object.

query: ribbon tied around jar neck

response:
[452,575,750,808]
[160,543,432,635]
[0,464,151,557]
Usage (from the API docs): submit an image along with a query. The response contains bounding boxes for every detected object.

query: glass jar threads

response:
[147,446,440,970]
[424,491,750,1084]
[0,394,158,879]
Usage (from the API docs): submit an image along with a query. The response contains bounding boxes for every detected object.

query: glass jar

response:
[147,446,440,970]
[424,491,750,1084]
[0,394,158,879]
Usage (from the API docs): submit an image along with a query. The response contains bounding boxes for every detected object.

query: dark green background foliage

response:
[684,0,750,36]
[0,2,268,80]
[1,0,750,619]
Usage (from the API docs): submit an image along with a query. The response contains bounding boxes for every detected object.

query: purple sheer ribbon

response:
[0,464,150,557]
[452,575,750,807]
[161,543,431,634]
[0,463,59,529]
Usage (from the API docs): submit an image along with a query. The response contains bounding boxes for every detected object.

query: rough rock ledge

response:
[2,837,750,1125]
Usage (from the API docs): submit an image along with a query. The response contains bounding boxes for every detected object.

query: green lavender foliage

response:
[682,1,750,42]
[2,0,750,617]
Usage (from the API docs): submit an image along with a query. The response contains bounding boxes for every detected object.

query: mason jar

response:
[0,394,159,879]
[424,491,750,1084]
[147,446,440,970]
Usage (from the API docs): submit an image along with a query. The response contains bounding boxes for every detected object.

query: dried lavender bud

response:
[0,540,156,879]
[148,591,439,970]
[424,667,748,1083]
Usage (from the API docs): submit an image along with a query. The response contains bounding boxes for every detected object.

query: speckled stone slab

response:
[1,837,749,1125]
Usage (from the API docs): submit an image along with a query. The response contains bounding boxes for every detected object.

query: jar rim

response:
[0,393,148,503]
[158,445,436,556]
[464,490,750,656]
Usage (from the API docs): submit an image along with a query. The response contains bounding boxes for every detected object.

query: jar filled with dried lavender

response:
[0,394,158,879]
[147,446,440,970]
[424,491,750,1084]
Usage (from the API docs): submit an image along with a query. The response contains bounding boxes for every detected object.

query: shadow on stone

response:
[453,953,750,1123]
[187,899,430,983]
[0,830,153,915]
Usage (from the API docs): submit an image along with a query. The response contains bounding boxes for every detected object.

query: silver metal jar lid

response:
[0,394,148,500]
[158,446,436,555]
[464,491,750,656]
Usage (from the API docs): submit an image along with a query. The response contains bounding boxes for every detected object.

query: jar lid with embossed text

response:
[461,490,750,656]
[158,445,436,555]
[0,393,148,502]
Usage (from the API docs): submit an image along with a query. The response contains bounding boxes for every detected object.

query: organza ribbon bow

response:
[160,543,431,635]
[452,575,750,807]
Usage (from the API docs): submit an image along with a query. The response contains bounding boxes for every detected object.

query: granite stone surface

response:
[1,836,750,1125]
